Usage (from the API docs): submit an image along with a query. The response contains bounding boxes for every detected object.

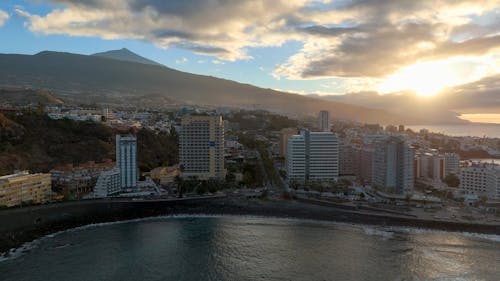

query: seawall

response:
[1,196,499,254]
[0,197,224,253]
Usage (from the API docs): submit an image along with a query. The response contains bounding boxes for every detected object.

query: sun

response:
[377,58,488,97]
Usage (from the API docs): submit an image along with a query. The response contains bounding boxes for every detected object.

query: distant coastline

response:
[406,123,500,138]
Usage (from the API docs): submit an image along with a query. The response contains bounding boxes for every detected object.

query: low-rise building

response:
[89,167,121,199]
[50,160,115,197]
[0,171,52,207]
[150,165,180,185]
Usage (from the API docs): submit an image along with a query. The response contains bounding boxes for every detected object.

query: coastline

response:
[1,197,499,254]
[405,123,500,138]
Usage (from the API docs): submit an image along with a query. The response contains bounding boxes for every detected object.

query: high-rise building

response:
[180,115,226,180]
[358,147,374,185]
[0,171,52,207]
[372,137,414,195]
[416,151,445,182]
[339,142,359,176]
[460,163,500,201]
[287,130,339,183]
[116,135,138,190]
[318,110,330,132]
[444,153,460,176]
[279,128,298,157]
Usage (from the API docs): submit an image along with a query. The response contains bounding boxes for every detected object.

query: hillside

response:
[0,88,64,106]
[0,51,418,124]
[0,112,177,176]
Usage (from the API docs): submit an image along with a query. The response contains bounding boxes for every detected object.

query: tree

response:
[443,173,460,187]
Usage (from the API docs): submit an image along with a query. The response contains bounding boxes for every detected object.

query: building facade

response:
[50,160,115,197]
[372,137,414,195]
[415,152,445,182]
[287,130,339,183]
[179,115,226,180]
[0,171,52,207]
[89,167,121,198]
[279,128,298,157]
[460,163,500,201]
[358,146,374,185]
[444,153,460,176]
[339,143,359,176]
[116,135,138,190]
[318,110,330,132]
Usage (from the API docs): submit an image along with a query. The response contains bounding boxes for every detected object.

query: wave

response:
[362,226,395,239]
[0,239,40,263]
[386,226,500,243]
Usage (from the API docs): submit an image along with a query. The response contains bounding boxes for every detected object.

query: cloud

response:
[274,0,500,79]
[17,0,306,60]
[445,74,500,113]
[15,0,500,84]
[175,57,188,65]
[318,73,500,123]
[0,10,9,26]
[212,59,225,65]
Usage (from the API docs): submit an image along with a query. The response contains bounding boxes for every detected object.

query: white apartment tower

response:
[287,130,339,183]
[318,110,330,132]
[460,163,500,201]
[180,115,226,180]
[372,137,414,195]
[116,135,137,190]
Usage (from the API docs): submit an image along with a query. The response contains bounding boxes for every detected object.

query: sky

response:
[0,0,499,122]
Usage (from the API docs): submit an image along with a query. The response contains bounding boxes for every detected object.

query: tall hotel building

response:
[372,137,414,195]
[318,110,331,132]
[116,135,138,190]
[287,130,339,183]
[180,115,226,180]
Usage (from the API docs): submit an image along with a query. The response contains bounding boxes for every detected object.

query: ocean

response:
[1,216,499,281]
[406,124,500,138]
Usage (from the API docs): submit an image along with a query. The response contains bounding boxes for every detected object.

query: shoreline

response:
[1,197,499,254]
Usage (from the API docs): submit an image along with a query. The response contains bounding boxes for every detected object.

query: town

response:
[1,102,499,226]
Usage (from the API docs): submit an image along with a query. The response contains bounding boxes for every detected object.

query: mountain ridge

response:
[92,48,162,66]
[0,50,430,124]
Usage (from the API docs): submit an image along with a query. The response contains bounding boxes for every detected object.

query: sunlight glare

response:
[377,58,492,97]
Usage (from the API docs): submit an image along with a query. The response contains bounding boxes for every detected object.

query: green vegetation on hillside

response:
[229,110,298,131]
[0,112,178,176]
